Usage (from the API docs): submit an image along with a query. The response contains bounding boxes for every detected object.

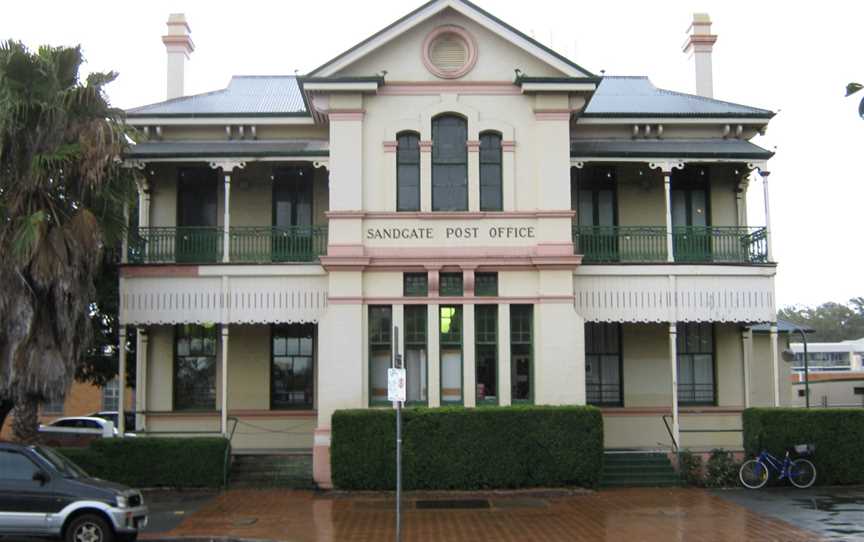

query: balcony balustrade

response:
[572,225,769,264]
[128,225,328,264]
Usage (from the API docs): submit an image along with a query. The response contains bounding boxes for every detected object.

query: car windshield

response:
[34,446,89,479]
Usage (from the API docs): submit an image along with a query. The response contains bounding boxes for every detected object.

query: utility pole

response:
[390,326,404,542]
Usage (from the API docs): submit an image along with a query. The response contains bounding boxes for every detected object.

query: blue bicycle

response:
[739,444,817,489]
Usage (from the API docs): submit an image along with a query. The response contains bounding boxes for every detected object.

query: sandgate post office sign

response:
[364,222,538,245]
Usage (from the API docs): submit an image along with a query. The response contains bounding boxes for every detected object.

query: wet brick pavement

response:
[716,486,864,541]
[141,487,823,542]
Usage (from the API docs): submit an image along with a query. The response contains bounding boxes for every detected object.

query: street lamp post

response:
[781,324,810,408]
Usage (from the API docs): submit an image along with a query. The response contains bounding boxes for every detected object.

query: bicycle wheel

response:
[789,459,816,489]
[739,459,769,489]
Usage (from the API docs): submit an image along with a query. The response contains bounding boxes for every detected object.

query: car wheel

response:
[66,513,115,542]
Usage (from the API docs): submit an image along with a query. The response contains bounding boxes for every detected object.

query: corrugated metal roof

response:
[750,320,815,334]
[126,76,307,117]
[570,138,773,159]
[583,76,774,118]
[125,140,328,159]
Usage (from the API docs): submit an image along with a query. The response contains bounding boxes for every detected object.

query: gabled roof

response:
[308,0,595,78]
[582,76,774,119]
[126,76,308,118]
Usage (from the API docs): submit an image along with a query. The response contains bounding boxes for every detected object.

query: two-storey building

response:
[119,0,783,488]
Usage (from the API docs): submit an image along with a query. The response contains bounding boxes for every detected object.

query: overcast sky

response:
[3,1,862,308]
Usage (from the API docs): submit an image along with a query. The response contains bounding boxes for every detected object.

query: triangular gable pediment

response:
[308,0,594,80]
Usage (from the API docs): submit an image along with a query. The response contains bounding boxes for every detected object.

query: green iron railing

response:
[230,226,328,263]
[573,225,768,264]
[128,225,327,264]
[672,226,768,264]
[129,227,223,264]
[572,225,668,263]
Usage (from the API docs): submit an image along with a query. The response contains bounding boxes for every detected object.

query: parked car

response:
[88,411,137,432]
[0,442,148,542]
[38,417,135,448]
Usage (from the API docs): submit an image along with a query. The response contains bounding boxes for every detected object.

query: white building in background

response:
[117,0,785,488]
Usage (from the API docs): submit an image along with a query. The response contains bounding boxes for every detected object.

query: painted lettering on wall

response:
[365,225,535,241]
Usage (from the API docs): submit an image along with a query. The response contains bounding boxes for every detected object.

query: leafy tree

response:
[0,41,136,441]
[778,297,864,342]
[847,83,864,118]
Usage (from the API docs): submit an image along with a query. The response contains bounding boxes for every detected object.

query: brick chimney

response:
[162,13,194,100]
[683,13,717,98]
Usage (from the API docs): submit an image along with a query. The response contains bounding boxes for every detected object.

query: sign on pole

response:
[388,367,406,403]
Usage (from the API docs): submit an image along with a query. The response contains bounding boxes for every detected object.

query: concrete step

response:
[600,451,681,488]
[229,454,315,489]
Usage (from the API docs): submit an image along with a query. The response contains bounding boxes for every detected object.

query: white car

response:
[38,416,136,440]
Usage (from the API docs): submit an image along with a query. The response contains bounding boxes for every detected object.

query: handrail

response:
[572,225,768,264]
[661,414,678,452]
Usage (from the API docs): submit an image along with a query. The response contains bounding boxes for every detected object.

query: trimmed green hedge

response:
[58,437,229,488]
[332,406,603,490]
[743,408,864,485]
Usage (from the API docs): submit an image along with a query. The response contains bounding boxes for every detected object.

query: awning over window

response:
[570,139,773,160]
[124,140,328,160]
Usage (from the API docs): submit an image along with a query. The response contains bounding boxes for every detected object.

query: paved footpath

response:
[141,487,822,542]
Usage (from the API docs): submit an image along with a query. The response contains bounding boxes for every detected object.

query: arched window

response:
[432,114,468,211]
[396,131,420,212]
[479,131,502,211]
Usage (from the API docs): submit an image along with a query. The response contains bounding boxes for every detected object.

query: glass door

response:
[574,166,617,261]
[177,168,219,263]
[272,165,314,261]
[671,167,711,262]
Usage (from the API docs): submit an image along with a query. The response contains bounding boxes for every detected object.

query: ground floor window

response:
[369,306,393,405]
[174,324,218,410]
[271,324,314,409]
[440,305,463,404]
[404,305,428,405]
[585,323,623,406]
[475,304,498,404]
[510,305,533,403]
[102,378,120,411]
[677,322,715,405]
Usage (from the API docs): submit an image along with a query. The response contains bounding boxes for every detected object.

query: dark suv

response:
[0,442,148,542]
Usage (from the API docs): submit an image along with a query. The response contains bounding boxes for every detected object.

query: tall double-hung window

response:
[677,322,715,405]
[174,324,218,410]
[396,131,421,211]
[479,131,503,211]
[369,306,392,405]
[440,305,463,404]
[510,305,533,403]
[585,323,623,406]
[432,114,468,211]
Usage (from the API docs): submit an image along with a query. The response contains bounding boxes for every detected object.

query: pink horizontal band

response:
[326,210,576,219]
[328,295,575,305]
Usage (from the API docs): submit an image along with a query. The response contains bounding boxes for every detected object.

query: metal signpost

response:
[388,326,406,542]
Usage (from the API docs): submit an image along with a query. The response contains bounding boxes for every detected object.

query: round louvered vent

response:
[422,26,478,79]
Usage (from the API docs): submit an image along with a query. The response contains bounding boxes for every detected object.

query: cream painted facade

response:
[120,0,783,488]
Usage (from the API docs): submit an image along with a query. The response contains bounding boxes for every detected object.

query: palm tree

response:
[0,41,137,442]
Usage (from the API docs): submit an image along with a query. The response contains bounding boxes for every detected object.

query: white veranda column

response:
[770,323,780,407]
[209,161,246,263]
[650,162,683,262]
[668,322,680,448]
[117,326,127,437]
[742,328,753,408]
[135,328,149,431]
[221,325,230,436]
